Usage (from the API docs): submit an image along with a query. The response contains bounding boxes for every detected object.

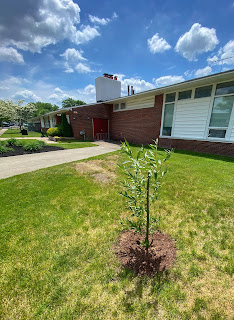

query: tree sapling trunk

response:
[145,172,150,253]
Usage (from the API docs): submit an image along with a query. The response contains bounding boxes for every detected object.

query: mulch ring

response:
[0,145,64,157]
[115,230,176,276]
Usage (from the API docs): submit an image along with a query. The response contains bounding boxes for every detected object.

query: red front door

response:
[93,118,109,140]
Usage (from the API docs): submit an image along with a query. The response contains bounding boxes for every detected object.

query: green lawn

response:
[0,148,233,319]
[1,128,42,138]
[49,140,98,149]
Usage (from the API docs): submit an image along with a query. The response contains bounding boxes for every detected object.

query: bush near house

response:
[46,127,61,137]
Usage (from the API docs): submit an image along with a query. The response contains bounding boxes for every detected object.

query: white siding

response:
[230,122,234,142]
[126,96,155,111]
[173,98,211,139]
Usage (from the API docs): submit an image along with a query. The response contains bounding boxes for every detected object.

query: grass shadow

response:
[118,267,170,314]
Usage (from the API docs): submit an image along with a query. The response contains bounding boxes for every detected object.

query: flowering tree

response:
[0,100,36,129]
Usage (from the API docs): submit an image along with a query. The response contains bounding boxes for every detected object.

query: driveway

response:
[0,141,120,180]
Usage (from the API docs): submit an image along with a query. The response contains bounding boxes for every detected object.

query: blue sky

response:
[0,0,234,106]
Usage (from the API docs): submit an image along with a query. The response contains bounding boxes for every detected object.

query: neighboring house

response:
[31,70,234,157]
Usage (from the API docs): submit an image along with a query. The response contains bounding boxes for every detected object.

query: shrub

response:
[119,139,172,251]
[60,113,73,137]
[0,145,13,154]
[47,127,61,137]
[23,141,45,152]
[6,138,17,146]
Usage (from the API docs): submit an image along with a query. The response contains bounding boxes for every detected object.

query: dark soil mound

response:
[116,230,176,276]
[0,145,64,157]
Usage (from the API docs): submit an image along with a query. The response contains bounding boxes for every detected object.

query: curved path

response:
[0,141,120,180]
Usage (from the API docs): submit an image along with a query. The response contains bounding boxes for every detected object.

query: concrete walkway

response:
[0,128,8,136]
[0,141,120,180]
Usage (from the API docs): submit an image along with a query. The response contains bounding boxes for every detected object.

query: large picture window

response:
[208,85,234,138]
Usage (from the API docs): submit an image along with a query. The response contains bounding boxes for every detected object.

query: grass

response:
[1,128,42,138]
[0,147,233,319]
[49,139,98,149]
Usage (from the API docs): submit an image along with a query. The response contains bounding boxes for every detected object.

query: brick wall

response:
[159,137,234,157]
[71,104,111,140]
[110,94,163,145]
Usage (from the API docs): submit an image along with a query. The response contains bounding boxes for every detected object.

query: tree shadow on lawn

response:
[118,267,171,314]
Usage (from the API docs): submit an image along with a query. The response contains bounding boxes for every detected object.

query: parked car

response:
[2,122,10,127]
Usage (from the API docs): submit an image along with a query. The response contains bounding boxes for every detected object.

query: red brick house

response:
[31,69,234,157]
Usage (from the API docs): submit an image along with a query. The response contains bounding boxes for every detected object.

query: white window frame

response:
[113,102,128,112]
[160,91,177,137]
[160,80,234,142]
[205,81,234,141]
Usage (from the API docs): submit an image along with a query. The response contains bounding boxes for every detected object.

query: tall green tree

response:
[60,113,73,137]
[62,98,86,108]
[32,102,59,117]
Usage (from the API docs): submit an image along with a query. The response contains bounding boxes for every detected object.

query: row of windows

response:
[165,80,234,103]
[162,81,234,139]
[114,102,126,111]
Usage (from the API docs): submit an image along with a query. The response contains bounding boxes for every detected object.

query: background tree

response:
[0,100,36,129]
[62,98,86,108]
[32,102,59,117]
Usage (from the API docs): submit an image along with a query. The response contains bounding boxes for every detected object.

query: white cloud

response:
[117,75,154,95]
[76,84,96,103]
[61,48,86,62]
[0,86,10,90]
[147,33,171,54]
[64,62,74,73]
[74,25,100,45]
[54,87,63,94]
[0,0,101,53]
[194,66,212,77]
[207,40,234,65]
[89,15,110,25]
[112,12,118,19]
[12,90,41,101]
[75,63,91,73]
[61,48,88,73]
[153,75,185,87]
[0,46,24,64]
[175,23,219,61]
[89,12,118,25]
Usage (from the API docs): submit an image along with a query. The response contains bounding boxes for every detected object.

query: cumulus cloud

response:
[153,75,185,87]
[75,63,91,73]
[0,46,24,64]
[0,0,101,53]
[194,66,212,77]
[207,40,234,65]
[73,25,100,45]
[89,15,110,25]
[61,48,89,73]
[77,84,95,96]
[61,48,86,62]
[12,90,41,101]
[147,33,171,54]
[48,87,70,103]
[117,75,154,95]
[89,12,118,25]
[175,23,219,61]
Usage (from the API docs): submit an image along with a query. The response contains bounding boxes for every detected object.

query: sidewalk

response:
[0,141,120,180]
[0,128,8,136]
